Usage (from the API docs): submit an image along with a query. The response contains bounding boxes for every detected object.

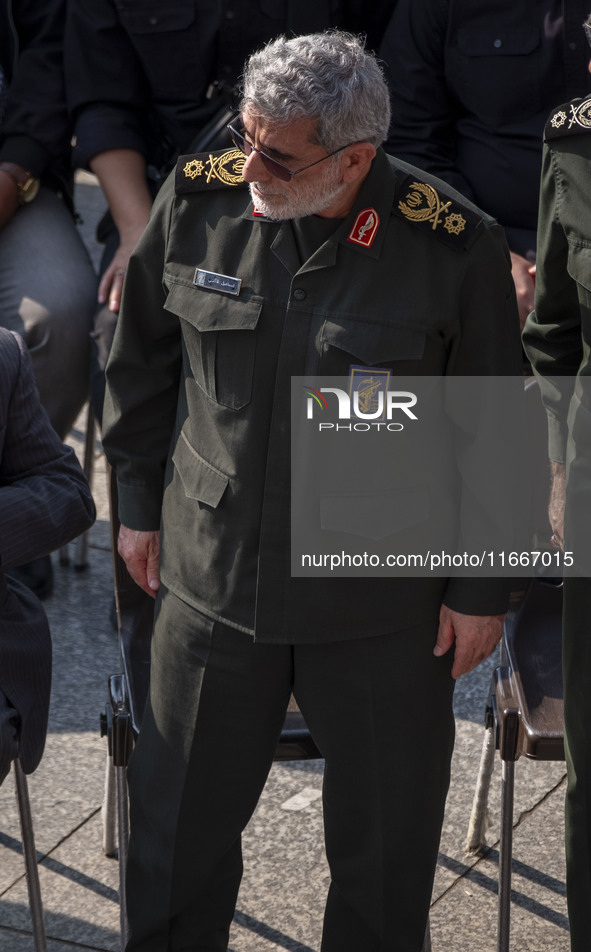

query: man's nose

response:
[241,148,270,182]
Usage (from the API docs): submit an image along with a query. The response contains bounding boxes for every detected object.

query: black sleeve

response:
[65,0,154,168]
[0,0,71,176]
[0,331,96,568]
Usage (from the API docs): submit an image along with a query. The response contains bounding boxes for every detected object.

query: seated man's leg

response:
[0,188,96,438]
[294,618,455,952]
[126,586,293,952]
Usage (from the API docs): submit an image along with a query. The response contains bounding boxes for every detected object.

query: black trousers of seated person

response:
[125,586,455,952]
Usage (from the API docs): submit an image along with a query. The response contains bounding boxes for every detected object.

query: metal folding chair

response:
[8,759,48,952]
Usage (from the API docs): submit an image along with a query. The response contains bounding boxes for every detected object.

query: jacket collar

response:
[241,148,396,273]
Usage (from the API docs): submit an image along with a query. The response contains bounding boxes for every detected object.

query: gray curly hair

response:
[240,31,391,152]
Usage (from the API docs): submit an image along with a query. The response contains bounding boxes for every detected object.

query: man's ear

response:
[341,143,377,183]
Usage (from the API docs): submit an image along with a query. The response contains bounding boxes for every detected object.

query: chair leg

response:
[74,402,96,570]
[14,760,47,952]
[102,748,118,856]
[498,759,515,952]
[116,764,130,952]
[466,725,496,854]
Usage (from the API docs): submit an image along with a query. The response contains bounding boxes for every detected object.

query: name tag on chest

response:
[193,269,242,296]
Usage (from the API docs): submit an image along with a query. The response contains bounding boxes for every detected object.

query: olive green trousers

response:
[125,586,455,952]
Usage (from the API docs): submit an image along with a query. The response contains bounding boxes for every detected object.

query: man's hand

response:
[548,460,566,550]
[510,251,536,331]
[117,525,160,598]
[434,606,505,679]
[97,235,143,314]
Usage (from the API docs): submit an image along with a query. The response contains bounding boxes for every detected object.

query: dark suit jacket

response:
[0,328,95,782]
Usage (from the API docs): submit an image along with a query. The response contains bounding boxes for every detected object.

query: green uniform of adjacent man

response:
[103,32,522,952]
[523,92,591,952]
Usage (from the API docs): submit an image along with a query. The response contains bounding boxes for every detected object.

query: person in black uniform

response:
[523,16,591,949]
[0,0,97,598]
[380,0,591,329]
[103,32,524,951]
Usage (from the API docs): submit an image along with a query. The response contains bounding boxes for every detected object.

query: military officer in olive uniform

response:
[523,21,591,948]
[103,32,523,952]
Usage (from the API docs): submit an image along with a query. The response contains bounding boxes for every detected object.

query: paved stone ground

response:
[0,174,570,952]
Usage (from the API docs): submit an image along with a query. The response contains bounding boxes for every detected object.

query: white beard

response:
[249,158,347,220]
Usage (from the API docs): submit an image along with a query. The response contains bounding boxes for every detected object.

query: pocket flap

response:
[172,432,228,508]
[165,280,262,333]
[320,486,429,541]
[567,241,591,292]
[321,318,425,364]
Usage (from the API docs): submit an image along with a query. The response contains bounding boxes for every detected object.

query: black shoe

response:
[6,555,54,600]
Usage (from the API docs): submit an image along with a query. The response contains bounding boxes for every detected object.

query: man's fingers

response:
[433,614,455,658]
[117,526,160,597]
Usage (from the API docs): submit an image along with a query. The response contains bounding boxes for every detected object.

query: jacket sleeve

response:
[380,0,475,201]
[102,174,183,530]
[522,142,582,463]
[0,332,95,568]
[443,221,525,615]
[0,0,71,176]
[65,0,155,168]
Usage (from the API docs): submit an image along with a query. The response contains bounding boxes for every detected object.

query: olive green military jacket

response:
[523,96,591,574]
[103,147,522,642]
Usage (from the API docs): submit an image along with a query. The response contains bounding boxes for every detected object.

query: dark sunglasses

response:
[227,118,350,182]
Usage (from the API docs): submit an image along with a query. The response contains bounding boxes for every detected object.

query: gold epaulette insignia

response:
[175,148,248,193]
[392,175,482,249]
[545,97,591,140]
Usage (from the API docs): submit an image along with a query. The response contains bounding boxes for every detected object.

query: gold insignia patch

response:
[176,148,249,194]
[398,181,465,235]
[183,159,205,179]
[568,100,591,130]
[184,149,245,185]
[551,110,567,129]
[443,212,466,236]
[544,96,591,141]
[392,173,482,249]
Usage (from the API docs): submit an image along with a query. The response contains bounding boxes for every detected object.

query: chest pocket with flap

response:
[320,317,426,372]
[164,281,263,410]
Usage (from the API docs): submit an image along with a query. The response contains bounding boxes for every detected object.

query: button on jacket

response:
[103,148,523,644]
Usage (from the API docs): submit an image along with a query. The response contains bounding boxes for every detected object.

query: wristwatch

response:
[0,161,40,204]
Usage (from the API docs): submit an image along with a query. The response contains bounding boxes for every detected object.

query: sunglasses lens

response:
[231,129,250,156]
[228,123,292,181]
[259,154,291,181]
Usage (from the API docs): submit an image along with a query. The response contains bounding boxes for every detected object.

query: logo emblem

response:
[349,366,391,420]
[348,208,379,247]
[183,149,245,186]
[569,99,591,130]
[551,110,567,129]
[398,181,466,236]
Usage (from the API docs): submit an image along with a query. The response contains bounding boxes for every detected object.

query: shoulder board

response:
[545,97,591,140]
[175,148,248,194]
[391,174,483,250]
